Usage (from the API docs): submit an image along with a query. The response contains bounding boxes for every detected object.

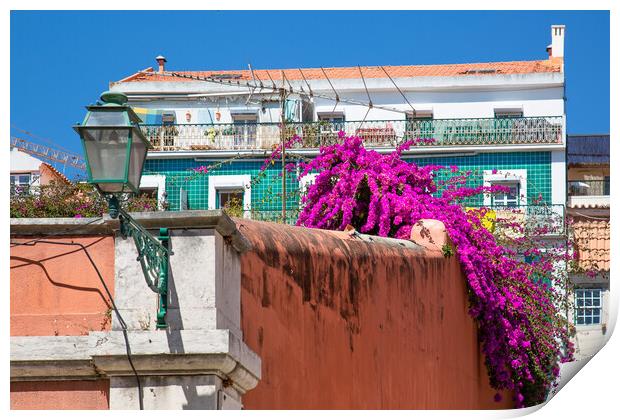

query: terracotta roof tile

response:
[115,59,562,84]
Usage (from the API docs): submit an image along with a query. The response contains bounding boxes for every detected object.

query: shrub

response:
[10,181,158,218]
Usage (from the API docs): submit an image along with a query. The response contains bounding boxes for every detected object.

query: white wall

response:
[10,148,43,172]
[128,85,565,134]
[312,87,565,121]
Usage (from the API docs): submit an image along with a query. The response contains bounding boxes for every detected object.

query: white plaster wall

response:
[115,71,565,126]
[129,86,564,124]
[312,87,564,121]
[10,148,43,172]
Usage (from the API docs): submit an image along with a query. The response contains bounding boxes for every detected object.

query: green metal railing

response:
[140,116,564,151]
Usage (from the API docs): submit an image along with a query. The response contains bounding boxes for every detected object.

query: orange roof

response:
[115,59,562,84]
[572,218,610,272]
[40,162,72,186]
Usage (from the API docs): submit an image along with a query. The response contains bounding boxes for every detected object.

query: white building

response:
[106,25,567,226]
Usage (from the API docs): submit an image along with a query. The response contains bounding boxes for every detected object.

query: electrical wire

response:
[10,237,144,410]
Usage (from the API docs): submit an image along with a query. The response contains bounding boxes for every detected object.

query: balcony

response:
[139,116,564,152]
[476,204,566,237]
[568,180,610,209]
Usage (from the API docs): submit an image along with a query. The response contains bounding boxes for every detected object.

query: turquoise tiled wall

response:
[144,159,299,213]
[408,151,552,205]
[144,151,552,212]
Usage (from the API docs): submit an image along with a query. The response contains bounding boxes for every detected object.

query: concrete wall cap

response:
[10,210,251,253]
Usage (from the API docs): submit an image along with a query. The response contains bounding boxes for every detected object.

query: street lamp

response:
[74,91,170,329]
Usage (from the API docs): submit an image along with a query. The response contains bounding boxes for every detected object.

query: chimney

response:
[156,55,167,74]
[548,25,565,58]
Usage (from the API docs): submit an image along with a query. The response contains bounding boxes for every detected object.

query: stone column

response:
[98,214,260,409]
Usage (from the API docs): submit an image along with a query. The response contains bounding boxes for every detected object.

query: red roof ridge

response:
[40,162,72,185]
[115,58,562,84]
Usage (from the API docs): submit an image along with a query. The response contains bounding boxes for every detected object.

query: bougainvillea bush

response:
[286,132,573,408]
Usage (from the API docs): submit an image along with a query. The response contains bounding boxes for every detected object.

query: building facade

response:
[10,147,72,193]
[106,25,568,228]
[566,134,610,360]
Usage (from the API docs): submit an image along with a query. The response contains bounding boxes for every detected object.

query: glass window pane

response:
[19,175,30,184]
[83,128,130,185]
[128,132,148,190]
[577,298,584,307]
[218,189,244,209]
[86,110,128,126]
[98,183,126,193]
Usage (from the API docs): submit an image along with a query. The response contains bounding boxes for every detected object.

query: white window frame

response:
[317,112,345,123]
[574,288,602,326]
[208,174,252,218]
[494,107,524,118]
[299,173,319,208]
[139,174,167,210]
[405,110,434,120]
[483,169,527,207]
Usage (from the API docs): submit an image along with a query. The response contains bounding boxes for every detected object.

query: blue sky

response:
[11,10,609,165]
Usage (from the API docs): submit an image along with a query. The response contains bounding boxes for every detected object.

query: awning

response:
[132,107,166,125]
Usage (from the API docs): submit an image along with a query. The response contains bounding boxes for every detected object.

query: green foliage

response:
[222,195,244,218]
[442,243,454,257]
[10,181,158,218]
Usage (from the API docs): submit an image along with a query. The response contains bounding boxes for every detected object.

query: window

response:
[216,188,245,209]
[10,174,31,194]
[208,174,251,218]
[299,173,319,208]
[483,169,527,208]
[491,181,521,207]
[494,109,523,118]
[406,111,433,121]
[604,175,610,195]
[317,113,345,145]
[231,113,257,147]
[405,111,434,139]
[317,112,345,124]
[575,289,602,326]
[139,174,167,210]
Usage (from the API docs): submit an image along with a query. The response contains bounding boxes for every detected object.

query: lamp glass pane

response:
[82,128,130,185]
[127,131,148,189]
[98,183,126,193]
[86,110,128,126]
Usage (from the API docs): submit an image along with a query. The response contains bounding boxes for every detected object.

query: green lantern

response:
[74,91,151,194]
[74,91,169,329]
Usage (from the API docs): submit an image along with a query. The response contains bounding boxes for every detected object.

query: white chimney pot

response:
[550,25,565,58]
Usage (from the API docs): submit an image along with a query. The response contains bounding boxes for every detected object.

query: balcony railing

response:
[140,116,564,152]
[482,204,566,237]
[568,180,610,197]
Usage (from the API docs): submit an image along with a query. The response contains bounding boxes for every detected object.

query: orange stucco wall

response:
[237,220,513,409]
[10,235,115,337]
[10,234,115,410]
[10,380,110,410]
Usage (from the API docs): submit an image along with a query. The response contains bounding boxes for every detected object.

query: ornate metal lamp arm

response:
[108,196,170,329]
